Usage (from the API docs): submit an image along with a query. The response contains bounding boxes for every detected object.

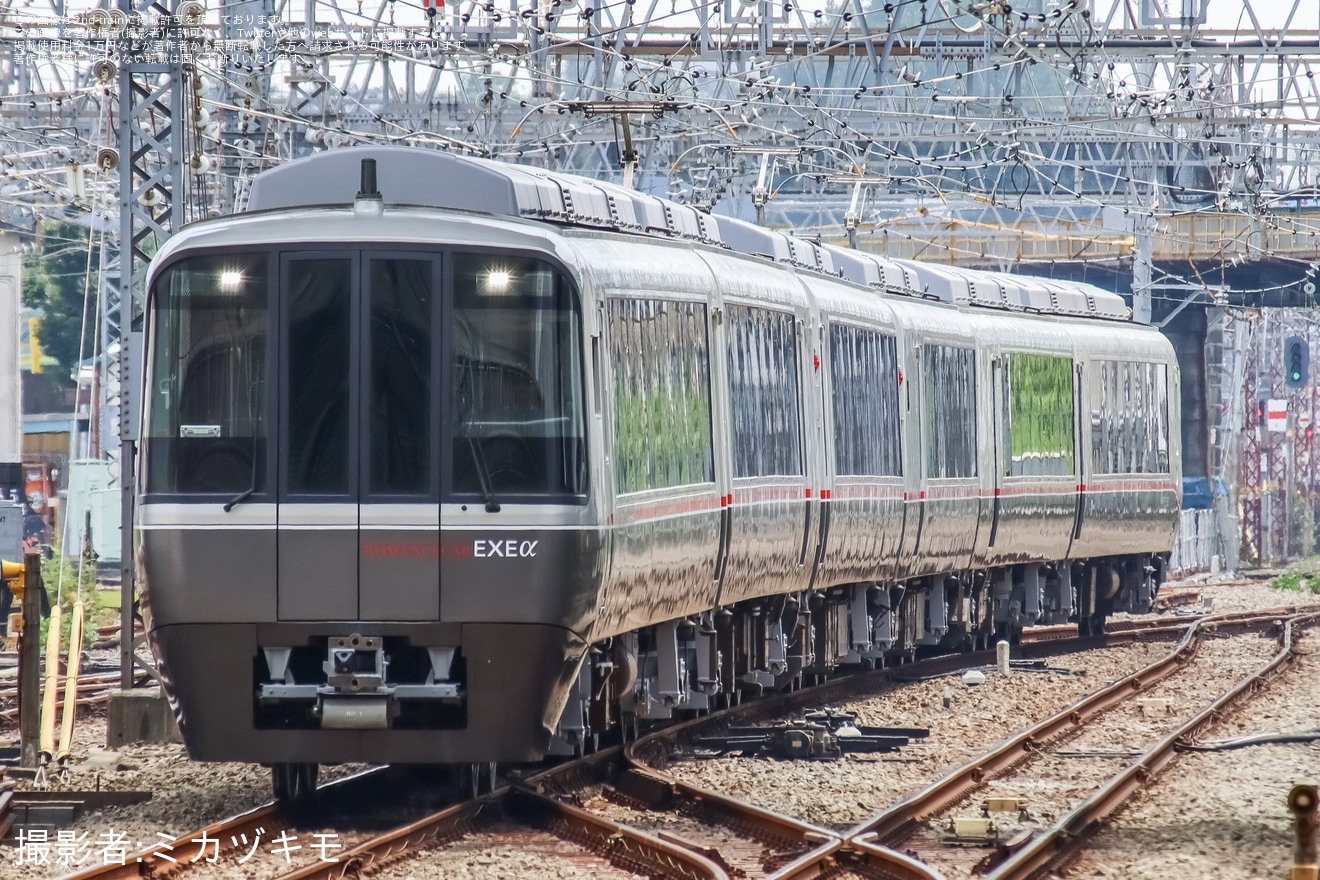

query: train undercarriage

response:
[261,553,1164,799]
[546,553,1166,757]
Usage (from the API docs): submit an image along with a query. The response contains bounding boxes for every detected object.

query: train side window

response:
[1153,364,1171,472]
[145,252,269,495]
[286,258,353,495]
[608,298,714,493]
[367,259,433,496]
[1091,360,1170,475]
[727,306,803,478]
[828,324,901,477]
[1003,353,1074,477]
[922,344,977,479]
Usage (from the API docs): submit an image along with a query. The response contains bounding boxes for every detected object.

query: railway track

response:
[48,767,464,880]
[92,623,145,651]
[981,610,1317,879]
[1016,609,1202,644]
[54,607,1311,880]
[850,611,1292,877]
[619,607,1309,880]
[0,671,151,724]
[0,621,147,726]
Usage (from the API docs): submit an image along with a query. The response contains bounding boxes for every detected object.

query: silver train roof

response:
[246,146,1132,322]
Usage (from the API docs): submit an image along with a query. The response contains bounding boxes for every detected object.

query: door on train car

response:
[276,252,441,622]
[356,254,441,621]
[1069,360,1086,549]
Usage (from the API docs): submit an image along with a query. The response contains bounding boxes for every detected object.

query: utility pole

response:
[116,2,188,690]
[1133,216,1153,324]
[19,552,41,767]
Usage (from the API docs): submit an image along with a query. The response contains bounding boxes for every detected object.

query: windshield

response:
[448,253,587,499]
[143,248,585,502]
[145,253,269,495]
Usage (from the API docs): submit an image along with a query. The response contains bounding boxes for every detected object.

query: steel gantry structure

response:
[4,0,1320,678]
[5,2,1320,332]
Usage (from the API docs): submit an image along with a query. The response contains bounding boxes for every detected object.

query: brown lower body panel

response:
[149,621,586,765]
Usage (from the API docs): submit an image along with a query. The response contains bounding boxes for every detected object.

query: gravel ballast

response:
[913,626,1284,879]
[661,639,1177,830]
[0,716,368,879]
[1056,625,1320,879]
[0,580,1308,879]
[367,825,643,880]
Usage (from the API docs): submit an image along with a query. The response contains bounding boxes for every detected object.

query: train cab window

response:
[727,306,802,478]
[608,298,714,494]
[1003,353,1074,477]
[368,259,433,496]
[829,324,901,477]
[285,258,353,495]
[447,254,586,499]
[923,344,977,479]
[145,253,268,495]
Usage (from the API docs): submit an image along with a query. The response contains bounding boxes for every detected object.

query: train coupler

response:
[256,636,465,730]
[323,634,386,692]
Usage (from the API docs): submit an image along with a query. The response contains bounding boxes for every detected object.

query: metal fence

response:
[1170,508,1226,576]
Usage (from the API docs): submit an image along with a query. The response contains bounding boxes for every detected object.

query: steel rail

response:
[0,671,151,722]
[984,611,1320,879]
[65,802,286,880]
[507,787,729,880]
[256,783,728,880]
[56,768,390,880]
[768,836,950,880]
[93,623,146,650]
[1019,614,1194,643]
[617,748,839,874]
[611,614,1234,880]
[0,670,131,697]
[57,608,1285,880]
[847,608,1285,847]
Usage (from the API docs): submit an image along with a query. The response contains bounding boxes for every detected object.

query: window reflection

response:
[728,307,802,478]
[608,298,714,493]
[147,249,587,502]
[286,259,352,495]
[1004,353,1074,477]
[924,344,977,479]
[146,253,268,495]
[448,254,587,498]
[370,259,432,495]
[830,325,901,477]
[1092,361,1170,474]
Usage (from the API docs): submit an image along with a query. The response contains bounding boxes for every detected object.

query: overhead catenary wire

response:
[4,0,1320,287]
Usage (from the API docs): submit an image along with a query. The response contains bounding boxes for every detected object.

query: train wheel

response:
[272,762,318,804]
[272,764,289,801]
[295,763,318,800]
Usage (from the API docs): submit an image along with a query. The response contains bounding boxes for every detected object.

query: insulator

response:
[92,59,117,84]
[178,0,206,26]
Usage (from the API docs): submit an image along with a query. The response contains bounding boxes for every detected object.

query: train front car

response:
[136,145,1185,797]
[136,150,599,796]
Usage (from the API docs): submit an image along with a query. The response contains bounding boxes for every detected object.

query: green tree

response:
[23,220,100,390]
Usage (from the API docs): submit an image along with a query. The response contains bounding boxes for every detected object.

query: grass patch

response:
[1270,571,1320,594]
[36,550,102,652]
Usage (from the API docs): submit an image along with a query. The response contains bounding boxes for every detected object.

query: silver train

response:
[137,146,1181,797]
